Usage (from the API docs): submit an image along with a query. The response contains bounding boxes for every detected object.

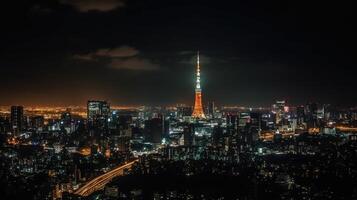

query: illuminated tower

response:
[192,51,206,118]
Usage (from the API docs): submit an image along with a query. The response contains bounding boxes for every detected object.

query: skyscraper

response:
[87,100,110,132]
[31,116,44,131]
[11,106,23,135]
[296,105,305,125]
[272,100,286,124]
[192,51,206,119]
[144,115,164,144]
[183,123,195,146]
[208,101,215,118]
[87,101,110,121]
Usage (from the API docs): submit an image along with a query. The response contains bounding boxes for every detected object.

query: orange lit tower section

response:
[192,51,206,119]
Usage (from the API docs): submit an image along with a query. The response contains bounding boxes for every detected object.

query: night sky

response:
[1,0,356,106]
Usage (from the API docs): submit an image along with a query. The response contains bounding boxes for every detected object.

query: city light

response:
[1,1,356,199]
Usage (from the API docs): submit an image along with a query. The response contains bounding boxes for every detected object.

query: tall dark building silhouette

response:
[297,105,305,125]
[208,101,215,118]
[305,102,318,128]
[11,106,23,135]
[226,114,239,142]
[212,125,224,147]
[87,100,110,134]
[248,112,261,143]
[31,116,44,131]
[145,115,164,144]
[0,117,10,133]
[183,123,195,146]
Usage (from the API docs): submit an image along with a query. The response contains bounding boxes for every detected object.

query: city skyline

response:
[1,1,357,200]
[1,0,356,106]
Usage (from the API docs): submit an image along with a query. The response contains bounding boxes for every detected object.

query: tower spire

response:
[195,51,201,90]
[192,51,205,119]
[197,51,200,67]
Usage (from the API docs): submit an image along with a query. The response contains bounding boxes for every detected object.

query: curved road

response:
[74,159,138,196]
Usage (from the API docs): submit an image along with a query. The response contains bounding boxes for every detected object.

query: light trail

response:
[74,159,138,196]
[336,126,357,132]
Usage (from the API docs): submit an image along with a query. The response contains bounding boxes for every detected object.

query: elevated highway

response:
[74,159,138,196]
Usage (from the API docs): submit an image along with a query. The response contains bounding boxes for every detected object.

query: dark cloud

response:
[74,46,139,60]
[73,46,158,71]
[94,46,139,58]
[59,0,126,12]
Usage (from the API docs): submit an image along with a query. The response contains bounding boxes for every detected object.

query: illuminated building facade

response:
[87,100,110,132]
[272,100,286,124]
[87,101,110,120]
[191,52,206,119]
[11,105,23,135]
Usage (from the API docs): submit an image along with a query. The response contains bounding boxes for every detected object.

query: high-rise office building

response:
[208,101,215,118]
[273,100,286,124]
[249,112,261,141]
[0,116,10,133]
[87,100,110,132]
[31,116,44,131]
[296,105,305,124]
[11,106,23,135]
[192,51,205,118]
[239,112,250,127]
[212,125,224,147]
[183,123,195,146]
[144,115,164,144]
[226,114,238,130]
[305,102,318,128]
[87,100,110,120]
